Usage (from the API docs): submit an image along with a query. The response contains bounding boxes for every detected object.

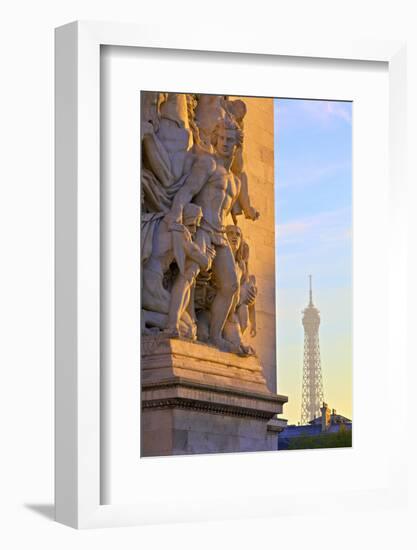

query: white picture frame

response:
[55,20,408,529]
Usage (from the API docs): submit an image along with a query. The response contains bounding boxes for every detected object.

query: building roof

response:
[309,413,351,425]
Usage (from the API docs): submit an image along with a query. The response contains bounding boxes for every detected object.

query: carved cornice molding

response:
[142,377,287,420]
[142,396,275,420]
[142,376,287,405]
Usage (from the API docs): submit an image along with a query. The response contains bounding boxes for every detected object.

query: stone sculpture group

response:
[141,93,259,356]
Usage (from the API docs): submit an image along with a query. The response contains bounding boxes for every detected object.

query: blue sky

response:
[274,98,352,425]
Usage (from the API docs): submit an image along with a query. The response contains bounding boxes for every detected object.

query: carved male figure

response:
[142,203,215,338]
[195,224,257,355]
[167,116,259,352]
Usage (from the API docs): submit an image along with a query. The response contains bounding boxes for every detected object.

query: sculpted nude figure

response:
[237,240,257,338]
[196,224,257,355]
[167,116,259,352]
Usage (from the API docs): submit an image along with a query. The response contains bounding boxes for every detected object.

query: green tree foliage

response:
[287,429,352,450]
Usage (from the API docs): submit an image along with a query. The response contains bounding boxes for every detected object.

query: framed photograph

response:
[55,21,408,528]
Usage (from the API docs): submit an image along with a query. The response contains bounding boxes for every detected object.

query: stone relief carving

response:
[141,93,260,356]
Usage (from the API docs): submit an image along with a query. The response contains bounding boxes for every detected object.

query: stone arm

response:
[237,171,260,221]
[247,274,257,337]
[249,303,257,337]
[183,240,215,271]
[168,155,216,222]
[231,146,244,176]
[239,281,257,307]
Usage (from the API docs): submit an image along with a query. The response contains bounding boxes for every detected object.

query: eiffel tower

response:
[300,275,324,424]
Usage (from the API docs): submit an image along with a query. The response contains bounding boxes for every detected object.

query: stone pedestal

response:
[141,336,288,456]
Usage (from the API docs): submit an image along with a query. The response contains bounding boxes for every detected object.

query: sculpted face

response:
[215,128,238,158]
[185,213,202,235]
[183,204,203,235]
[226,225,242,254]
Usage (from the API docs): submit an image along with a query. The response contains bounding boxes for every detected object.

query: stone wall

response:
[229,96,276,392]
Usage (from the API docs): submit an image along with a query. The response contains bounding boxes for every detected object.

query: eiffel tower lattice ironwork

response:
[300,275,324,424]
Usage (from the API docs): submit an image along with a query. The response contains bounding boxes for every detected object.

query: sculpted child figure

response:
[237,241,257,338]
[225,225,257,337]
[223,225,257,355]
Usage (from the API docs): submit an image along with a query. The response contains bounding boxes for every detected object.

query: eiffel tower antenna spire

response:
[309,274,313,305]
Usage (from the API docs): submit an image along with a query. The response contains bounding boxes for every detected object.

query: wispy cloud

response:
[276,219,314,240]
[276,99,352,133]
[275,99,352,191]
[300,100,352,126]
[276,207,352,248]
[277,159,350,189]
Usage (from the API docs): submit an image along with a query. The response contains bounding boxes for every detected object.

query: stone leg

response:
[166,262,199,335]
[142,268,170,314]
[209,244,239,351]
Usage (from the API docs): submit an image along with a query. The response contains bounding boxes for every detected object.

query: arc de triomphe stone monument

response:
[140,93,287,456]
